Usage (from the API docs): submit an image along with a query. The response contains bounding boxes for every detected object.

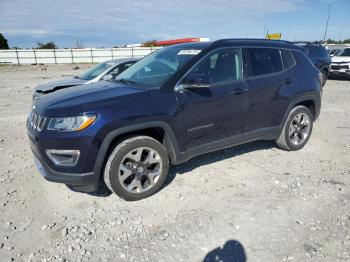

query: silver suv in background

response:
[32,58,138,100]
[330,48,350,79]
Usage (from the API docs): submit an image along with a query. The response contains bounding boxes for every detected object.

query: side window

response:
[109,64,122,75]
[247,48,283,77]
[188,48,243,84]
[281,50,296,69]
[124,62,134,69]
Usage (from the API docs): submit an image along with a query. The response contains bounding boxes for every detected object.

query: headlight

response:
[47,115,96,131]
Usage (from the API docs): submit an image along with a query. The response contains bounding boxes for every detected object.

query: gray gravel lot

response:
[0,64,349,262]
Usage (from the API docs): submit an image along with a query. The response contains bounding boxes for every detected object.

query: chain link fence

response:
[0,47,161,65]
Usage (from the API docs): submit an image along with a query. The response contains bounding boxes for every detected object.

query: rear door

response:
[244,47,298,131]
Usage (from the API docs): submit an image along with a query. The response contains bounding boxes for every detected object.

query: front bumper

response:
[34,157,97,189]
[27,117,101,192]
[330,64,350,77]
[31,144,99,192]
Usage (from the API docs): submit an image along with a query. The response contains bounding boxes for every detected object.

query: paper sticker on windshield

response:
[178,49,201,55]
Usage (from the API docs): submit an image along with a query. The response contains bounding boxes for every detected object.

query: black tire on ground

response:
[322,70,328,86]
[104,136,169,201]
[276,106,314,151]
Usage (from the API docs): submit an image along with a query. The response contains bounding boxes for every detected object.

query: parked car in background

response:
[294,42,330,86]
[329,48,350,79]
[32,58,138,100]
[27,39,322,201]
[328,48,342,57]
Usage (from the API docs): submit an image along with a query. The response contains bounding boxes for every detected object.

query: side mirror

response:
[102,74,113,81]
[330,53,335,57]
[184,73,211,88]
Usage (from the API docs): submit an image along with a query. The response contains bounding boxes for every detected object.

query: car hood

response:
[34,80,148,116]
[331,56,350,63]
[35,77,87,93]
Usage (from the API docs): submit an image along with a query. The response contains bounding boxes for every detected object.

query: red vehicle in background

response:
[154,37,210,46]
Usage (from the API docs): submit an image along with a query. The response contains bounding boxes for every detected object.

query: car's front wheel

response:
[276,106,314,151]
[104,136,169,201]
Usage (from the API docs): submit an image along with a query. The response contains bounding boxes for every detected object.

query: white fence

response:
[0,47,161,64]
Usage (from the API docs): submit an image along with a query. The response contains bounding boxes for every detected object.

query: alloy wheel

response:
[288,113,311,146]
[117,147,163,193]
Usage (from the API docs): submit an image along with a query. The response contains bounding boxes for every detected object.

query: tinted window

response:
[281,50,296,69]
[338,48,350,57]
[247,48,283,76]
[188,48,242,84]
[305,46,328,58]
[109,64,122,75]
[124,62,135,69]
[109,62,136,76]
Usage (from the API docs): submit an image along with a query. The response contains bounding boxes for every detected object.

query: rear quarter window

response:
[281,49,296,69]
[291,50,318,76]
[247,48,283,77]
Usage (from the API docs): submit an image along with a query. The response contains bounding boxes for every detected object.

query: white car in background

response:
[330,48,350,79]
[32,58,138,100]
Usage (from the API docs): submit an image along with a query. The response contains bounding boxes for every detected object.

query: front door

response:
[175,48,250,151]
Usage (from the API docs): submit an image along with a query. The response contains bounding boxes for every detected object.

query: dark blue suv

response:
[27,39,322,201]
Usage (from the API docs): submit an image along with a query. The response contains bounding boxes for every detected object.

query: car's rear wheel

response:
[104,136,169,201]
[276,106,313,151]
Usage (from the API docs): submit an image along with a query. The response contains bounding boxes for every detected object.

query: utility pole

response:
[323,4,331,42]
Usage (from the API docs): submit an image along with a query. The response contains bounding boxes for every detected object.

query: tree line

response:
[0,33,58,49]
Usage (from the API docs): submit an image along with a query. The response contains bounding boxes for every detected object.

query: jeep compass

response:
[27,39,322,201]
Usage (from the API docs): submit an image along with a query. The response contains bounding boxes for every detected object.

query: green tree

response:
[36,41,58,49]
[0,33,9,49]
[343,38,350,44]
[142,40,157,47]
[325,38,338,44]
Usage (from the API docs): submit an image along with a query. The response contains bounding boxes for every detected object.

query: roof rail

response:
[212,38,294,45]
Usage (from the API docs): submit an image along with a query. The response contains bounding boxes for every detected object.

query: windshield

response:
[115,45,205,88]
[337,48,350,57]
[79,62,115,80]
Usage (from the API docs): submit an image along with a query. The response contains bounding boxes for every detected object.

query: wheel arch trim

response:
[282,94,320,129]
[93,121,180,177]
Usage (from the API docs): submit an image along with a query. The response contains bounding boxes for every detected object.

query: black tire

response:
[276,106,313,151]
[104,136,169,201]
[321,69,328,86]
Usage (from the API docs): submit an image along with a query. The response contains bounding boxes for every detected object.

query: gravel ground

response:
[0,64,349,262]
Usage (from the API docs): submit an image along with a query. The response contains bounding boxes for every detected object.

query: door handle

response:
[230,88,248,95]
[284,79,293,85]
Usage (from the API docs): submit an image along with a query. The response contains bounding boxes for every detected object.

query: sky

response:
[0,0,349,48]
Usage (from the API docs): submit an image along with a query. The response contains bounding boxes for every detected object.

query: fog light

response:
[46,149,80,166]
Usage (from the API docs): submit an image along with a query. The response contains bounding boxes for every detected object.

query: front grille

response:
[331,64,349,70]
[29,111,47,131]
